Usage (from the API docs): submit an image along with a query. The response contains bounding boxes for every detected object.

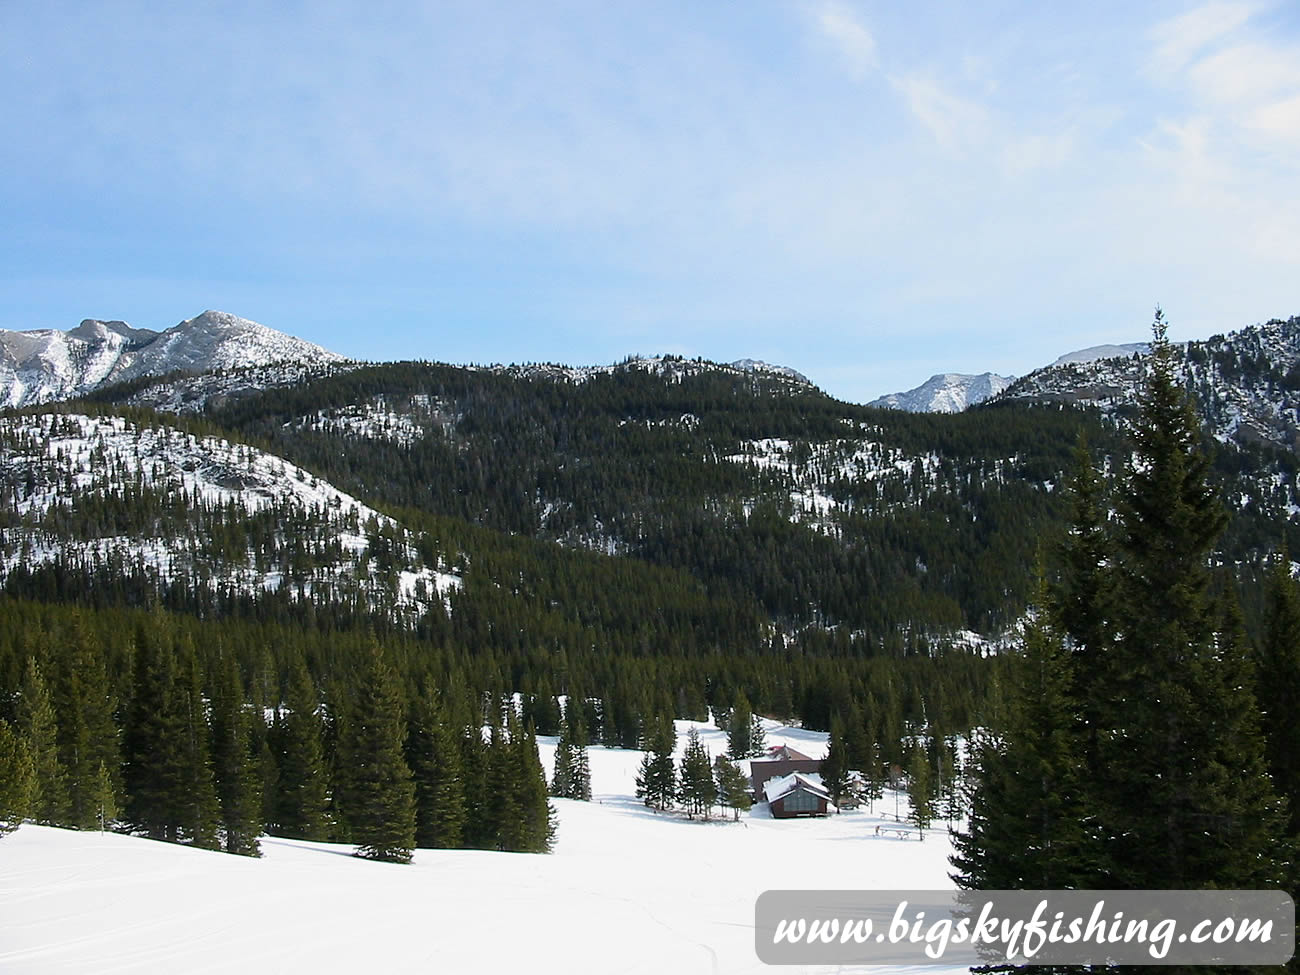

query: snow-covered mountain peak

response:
[67,319,158,345]
[127,309,347,376]
[0,310,348,408]
[869,372,1015,413]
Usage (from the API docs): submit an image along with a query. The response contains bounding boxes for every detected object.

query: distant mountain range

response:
[2,305,1298,660]
[867,342,1151,413]
[0,310,346,408]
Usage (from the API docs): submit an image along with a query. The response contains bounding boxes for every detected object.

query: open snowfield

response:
[1,720,961,974]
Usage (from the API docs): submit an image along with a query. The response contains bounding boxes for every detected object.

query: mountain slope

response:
[0,310,346,408]
[1004,316,1300,448]
[0,411,458,624]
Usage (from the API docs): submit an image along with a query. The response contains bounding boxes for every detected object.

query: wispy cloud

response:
[890,75,990,153]
[810,1,879,78]
[1148,1,1255,77]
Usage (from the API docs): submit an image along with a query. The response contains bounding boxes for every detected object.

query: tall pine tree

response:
[409,684,467,849]
[337,642,417,863]
[1096,310,1285,889]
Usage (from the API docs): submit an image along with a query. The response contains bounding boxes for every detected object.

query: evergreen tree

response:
[748,711,766,759]
[1260,556,1300,843]
[18,657,66,826]
[820,717,850,809]
[938,735,962,823]
[726,692,753,759]
[272,655,331,841]
[635,712,676,812]
[123,627,191,843]
[53,623,122,831]
[1095,310,1285,888]
[89,761,118,831]
[713,754,752,821]
[905,738,932,834]
[549,706,591,801]
[951,602,1092,888]
[177,641,221,850]
[458,724,490,849]
[480,715,521,850]
[509,717,557,853]
[0,718,35,836]
[210,654,263,856]
[337,642,417,863]
[677,726,716,819]
[409,685,467,849]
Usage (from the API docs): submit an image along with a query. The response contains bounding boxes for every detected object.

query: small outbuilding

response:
[763,771,836,819]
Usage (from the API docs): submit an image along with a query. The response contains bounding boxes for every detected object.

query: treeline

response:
[0,590,999,852]
[0,601,554,860]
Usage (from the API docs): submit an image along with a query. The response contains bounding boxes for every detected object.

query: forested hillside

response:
[3,321,1299,860]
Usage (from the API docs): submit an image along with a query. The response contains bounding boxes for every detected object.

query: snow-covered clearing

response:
[0,720,961,974]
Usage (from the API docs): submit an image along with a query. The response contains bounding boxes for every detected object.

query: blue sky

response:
[3,1,1298,403]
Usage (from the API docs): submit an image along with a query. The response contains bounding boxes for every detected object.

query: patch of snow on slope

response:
[0,413,460,618]
[291,395,432,446]
[724,438,942,529]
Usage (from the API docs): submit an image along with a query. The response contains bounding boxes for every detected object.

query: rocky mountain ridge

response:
[0,310,347,409]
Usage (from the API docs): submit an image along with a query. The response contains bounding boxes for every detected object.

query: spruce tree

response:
[18,657,66,826]
[53,623,122,831]
[89,761,118,831]
[713,755,752,821]
[677,726,716,819]
[337,642,417,863]
[726,692,753,760]
[951,601,1092,888]
[123,627,190,842]
[905,738,932,834]
[635,712,676,812]
[0,718,36,836]
[272,655,331,841]
[549,706,591,801]
[511,717,557,853]
[820,717,850,808]
[210,654,263,856]
[1096,310,1285,888]
[458,722,490,849]
[177,641,221,850]
[748,711,766,759]
[409,685,467,849]
[481,716,520,850]
[1260,556,1300,843]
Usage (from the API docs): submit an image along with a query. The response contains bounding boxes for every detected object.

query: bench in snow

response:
[874,825,921,840]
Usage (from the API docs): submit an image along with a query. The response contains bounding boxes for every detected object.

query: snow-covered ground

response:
[0,719,961,974]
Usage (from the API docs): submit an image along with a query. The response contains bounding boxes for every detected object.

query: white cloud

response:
[890,75,990,152]
[1186,42,1300,105]
[1243,93,1300,150]
[1148,2,1255,77]
[1143,4,1300,161]
[812,1,878,78]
